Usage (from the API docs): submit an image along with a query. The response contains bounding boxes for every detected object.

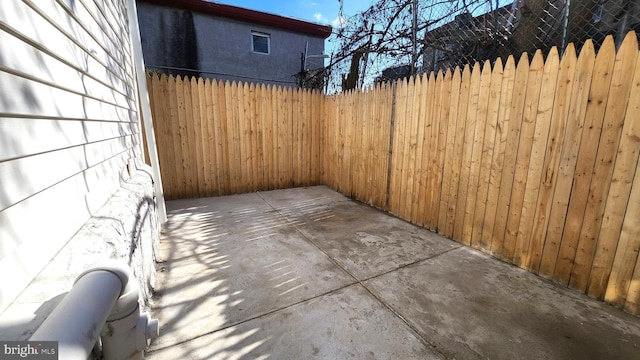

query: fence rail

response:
[146,33,640,315]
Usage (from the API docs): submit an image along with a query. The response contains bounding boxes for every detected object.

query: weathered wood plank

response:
[169,75,186,198]
[400,77,418,220]
[389,80,408,215]
[180,76,197,197]
[491,53,530,260]
[462,62,492,245]
[552,39,611,284]
[503,50,545,261]
[408,75,425,223]
[227,81,242,194]
[425,72,440,229]
[512,48,560,267]
[217,80,231,194]
[472,59,504,250]
[189,77,205,196]
[597,50,640,305]
[453,65,479,242]
[429,70,451,230]
[527,45,578,272]
[454,64,482,243]
[249,83,259,190]
[539,43,596,279]
[438,67,462,234]
[607,148,640,308]
[445,65,471,239]
[416,73,433,227]
[150,74,175,199]
[203,78,219,195]
[482,56,516,248]
[237,82,249,193]
[581,33,639,297]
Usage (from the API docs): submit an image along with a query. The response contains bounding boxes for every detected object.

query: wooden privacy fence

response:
[147,33,640,315]
[147,76,324,198]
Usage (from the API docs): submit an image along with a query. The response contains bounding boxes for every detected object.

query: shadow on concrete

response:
[146,194,333,358]
[147,186,640,360]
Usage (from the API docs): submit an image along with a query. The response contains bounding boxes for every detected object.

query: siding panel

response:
[0,0,141,313]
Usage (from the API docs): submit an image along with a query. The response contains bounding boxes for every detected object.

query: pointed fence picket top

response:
[587,31,639,299]
[462,60,493,246]
[428,69,451,231]
[502,50,545,261]
[602,35,640,308]
[144,33,640,315]
[539,40,597,280]
[491,51,531,260]
[513,46,560,268]
[481,55,516,251]
[553,39,607,285]
[453,62,482,245]
[472,58,505,251]
[438,66,463,235]
[527,43,578,273]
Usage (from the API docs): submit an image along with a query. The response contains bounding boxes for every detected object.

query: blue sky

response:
[215,0,369,29]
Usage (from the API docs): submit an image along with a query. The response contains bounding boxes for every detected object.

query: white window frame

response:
[251,31,270,55]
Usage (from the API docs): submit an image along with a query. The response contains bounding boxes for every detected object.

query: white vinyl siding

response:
[0,0,142,313]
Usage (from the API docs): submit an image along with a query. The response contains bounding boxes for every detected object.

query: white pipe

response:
[30,262,130,359]
[101,270,159,360]
[30,261,159,359]
[126,0,167,224]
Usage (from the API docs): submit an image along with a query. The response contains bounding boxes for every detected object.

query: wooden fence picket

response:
[414,74,431,226]
[409,75,425,224]
[539,42,596,279]
[445,65,471,239]
[482,56,515,249]
[599,45,640,305]
[438,67,462,234]
[553,40,609,284]
[472,59,504,250]
[622,168,640,314]
[429,70,450,231]
[527,45,578,272]
[512,47,560,267]
[389,79,407,215]
[492,52,530,259]
[462,62,492,245]
[503,50,545,261]
[453,63,481,244]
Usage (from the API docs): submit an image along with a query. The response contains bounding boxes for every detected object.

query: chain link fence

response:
[421,0,640,74]
[333,0,640,88]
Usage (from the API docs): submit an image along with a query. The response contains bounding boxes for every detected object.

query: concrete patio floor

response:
[146,186,640,359]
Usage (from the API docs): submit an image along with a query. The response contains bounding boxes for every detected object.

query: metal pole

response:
[561,0,571,53]
[411,0,418,76]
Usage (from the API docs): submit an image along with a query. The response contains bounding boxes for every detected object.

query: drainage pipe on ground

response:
[30,261,159,360]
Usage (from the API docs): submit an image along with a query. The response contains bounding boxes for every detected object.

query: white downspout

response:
[126,0,167,224]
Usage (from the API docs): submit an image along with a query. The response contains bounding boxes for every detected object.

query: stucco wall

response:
[137,2,326,87]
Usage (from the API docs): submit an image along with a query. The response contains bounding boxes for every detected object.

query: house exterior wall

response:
[0,0,159,335]
[137,1,327,87]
